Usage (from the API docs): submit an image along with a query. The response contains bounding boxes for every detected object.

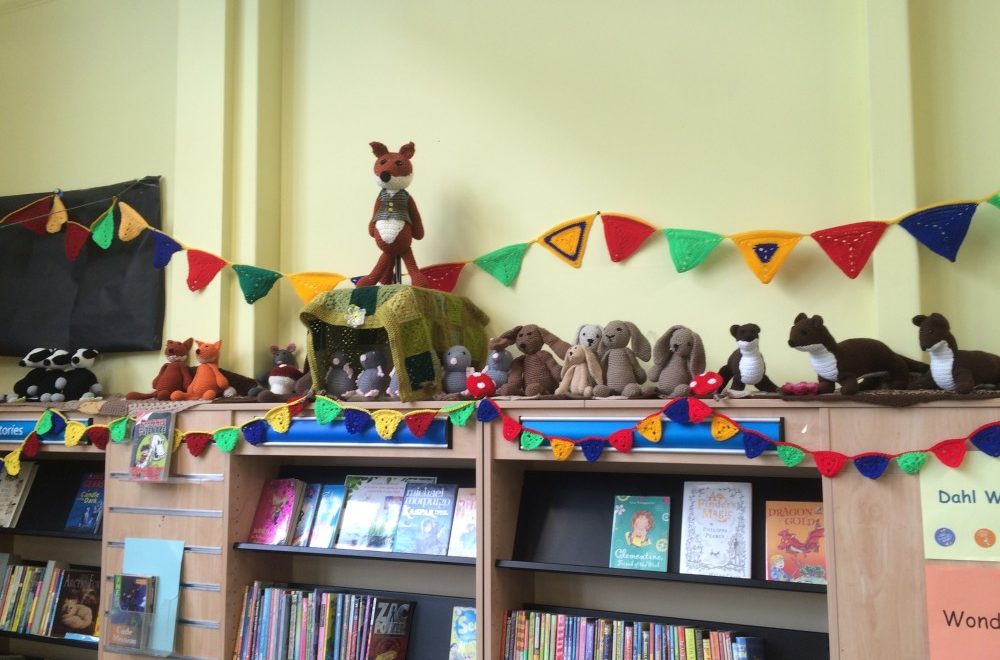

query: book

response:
[247,478,306,545]
[734,636,765,660]
[447,488,477,558]
[307,484,346,548]
[392,482,458,555]
[608,495,671,572]
[29,559,65,635]
[367,598,415,660]
[291,483,322,547]
[679,481,752,579]
[764,500,826,584]
[449,605,476,660]
[335,476,435,551]
[107,574,156,650]
[63,472,104,534]
[128,411,174,481]
[49,569,100,638]
[0,462,37,528]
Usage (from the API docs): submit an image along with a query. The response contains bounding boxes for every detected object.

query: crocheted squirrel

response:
[913,313,1000,393]
[645,325,705,397]
[126,339,194,400]
[788,313,927,395]
[171,340,230,400]
[556,344,604,397]
[355,141,429,288]
[594,321,649,398]
[718,324,779,393]
[490,325,571,397]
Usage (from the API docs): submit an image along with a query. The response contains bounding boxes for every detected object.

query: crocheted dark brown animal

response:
[718,324,778,393]
[490,325,570,397]
[788,313,926,395]
[126,339,194,400]
[913,313,1000,393]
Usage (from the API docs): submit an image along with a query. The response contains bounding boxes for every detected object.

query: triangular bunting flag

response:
[64,421,87,447]
[687,398,713,423]
[473,243,531,286]
[288,272,345,303]
[152,231,183,268]
[241,419,268,446]
[186,249,228,291]
[48,412,66,436]
[476,399,500,423]
[64,222,90,261]
[580,438,606,463]
[117,200,149,242]
[232,265,282,304]
[853,453,891,480]
[91,204,116,249]
[447,402,475,427]
[185,432,213,457]
[109,417,131,443]
[22,432,40,458]
[519,430,545,451]
[85,426,110,450]
[607,428,633,453]
[600,213,656,262]
[663,229,724,273]
[550,438,575,461]
[813,450,848,477]
[1,196,52,235]
[537,213,596,268]
[635,414,662,442]
[265,405,291,433]
[421,262,467,293]
[404,411,436,437]
[969,423,1000,457]
[898,203,977,262]
[287,396,307,417]
[213,427,241,453]
[742,430,771,458]
[371,409,404,440]
[930,438,967,468]
[3,450,20,476]
[314,396,342,425]
[664,399,690,424]
[173,428,184,452]
[711,414,740,441]
[730,230,803,283]
[501,415,522,441]
[777,444,806,467]
[810,221,889,279]
[343,408,372,434]
[988,193,1000,211]
[896,452,928,474]
[35,409,53,435]
[47,194,68,233]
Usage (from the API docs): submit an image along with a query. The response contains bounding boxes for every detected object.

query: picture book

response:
[366,598,414,660]
[291,483,322,547]
[107,574,156,649]
[608,495,671,572]
[679,481,752,578]
[307,484,345,548]
[393,483,458,555]
[449,606,477,660]
[128,411,174,481]
[764,500,826,584]
[0,462,37,528]
[335,476,436,552]
[50,569,100,638]
[447,488,477,558]
[63,472,104,535]
[247,478,306,545]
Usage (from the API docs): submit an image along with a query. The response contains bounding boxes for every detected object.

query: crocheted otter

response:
[913,313,1000,393]
[718,324,778,393]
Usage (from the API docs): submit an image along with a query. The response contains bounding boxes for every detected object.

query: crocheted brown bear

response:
[490,325,570,397]
[913,313,1000,393]
[126,339,194,400]
[594,321,650,398]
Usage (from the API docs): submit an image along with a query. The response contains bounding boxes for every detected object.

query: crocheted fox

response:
[170,340,229,401]
[126,339,194,400]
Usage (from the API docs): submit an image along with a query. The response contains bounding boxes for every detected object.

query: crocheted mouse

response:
[126,339,194,401]
[490,325,571,397]
[171,340,230,401]
[913,313,1000,393]
[555,344,604,397]
[6,347,54,402]
[484,348,514,389]
[250,344,305,403]
[347,350,390,399]
[355,141,430,288]
[718,324,778,394]
[594,321,650,398]
[645,326,706,397]
[324,352,356,398]
[442,345,472,394]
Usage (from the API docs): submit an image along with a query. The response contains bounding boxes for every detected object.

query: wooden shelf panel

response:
[234,542,476,566]
[0,628,97,651]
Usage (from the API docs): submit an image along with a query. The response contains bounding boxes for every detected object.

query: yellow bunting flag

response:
[117,200,149,242]
[371,409,404,440]
[47,194,68,233]
[173,428,185,452]
[550,438,575,461]
[536,213,597,268]
[730,230,803,284]
[64,421,87,447]
[635,414,662,443]
[3,450,20,476]
[711,414,740,441]
[265,405,291,433]
[288,272,346,303]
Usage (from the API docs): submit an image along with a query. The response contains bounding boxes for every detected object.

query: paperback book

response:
[393,482,458,555]
[608,495,671,572]
[679,481,752,578]
[447,488,477,558]
[764,500,826,584]
[335,476,435,552]
[0,462,37,528]
[291,483,322,547]
[307,484,346,548]
[63,472,104,535]
[107,574,156,650]
[50,570,100,638]
[129,411,174,481]
[449,606,477,660]
[247,478,306,545]
[367,598,415,660]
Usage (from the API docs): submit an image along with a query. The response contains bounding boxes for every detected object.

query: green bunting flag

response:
[212,427,241,453]
[314,396,343,425]
[472,243,531,286]
[91,205,115,249]
[988,193,1000,211]
[446,402,475,427]
[109,417,131,443]
[777,444,806,468]
[663,229,724,273]
[896,451,928,474]
[519,430,545,450]
[232,264,283,304]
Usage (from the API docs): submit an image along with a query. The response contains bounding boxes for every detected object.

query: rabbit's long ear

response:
[689,331,706,375]
[539,327,571,360]
[584,347,604,384]
[626,322,651,361]
[490,326,522,350]
[652,326,681,366]
[573,325,586,344]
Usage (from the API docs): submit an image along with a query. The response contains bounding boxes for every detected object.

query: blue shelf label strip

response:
[261,416,451,448]
[0,419,91,445]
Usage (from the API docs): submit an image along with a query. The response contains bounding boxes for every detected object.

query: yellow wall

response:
[1,0,997,394]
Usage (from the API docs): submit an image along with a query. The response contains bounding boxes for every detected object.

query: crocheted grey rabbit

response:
[484,348,513,388]
[442,345,472,394]
[644,325,706,397]
[593,321,650,398]
[574,324,606,359]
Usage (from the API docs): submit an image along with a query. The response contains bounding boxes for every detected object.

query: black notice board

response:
[0,176,164,356]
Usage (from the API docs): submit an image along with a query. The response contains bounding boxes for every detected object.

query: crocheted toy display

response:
[717,324,779,394]
[555,344,604,397]
[5,348,54,402]
[323,352,356,397]
[37,350,71,402]
[441,346,473,395]
[574,323,607,358]
[788,313,928,395]
[913,313,1000,393]
[249,343,305,402]
[645,325,706,397]
[170,340,231,401]
[301,285,489,402]
[355,142,430,288]
[344,349,391,399]
[483,348,514,389]
[126,339,194,401]
[386,368,400,399]
[593,321,650,398]
[490,325,571,397]
[58,349,103,401]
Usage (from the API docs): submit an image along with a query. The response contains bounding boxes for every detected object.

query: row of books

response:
[500,610,764,660]
[0,554,100,640]
[0,464,104,535]
[609,484,826,584]
[248,475,477,558]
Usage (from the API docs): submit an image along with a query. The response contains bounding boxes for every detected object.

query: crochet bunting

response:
[853,453,891,480]
[989,193,1000,211]
[64,421,87,447]
[152,231,183,268]
[537,213,596,268]
[813,450,848,477]
[600,213,656,262]
[288,272,345,303]
[421,262,467,293]
[550,438,575,461]
[810,221,889,279]
[969,423,1000,457]
[185,432,213,457]
[47,194,68,233]
[3,450,20,476]
[117,200,149,242]
[85,426,110,450]
[22,432,40,458]
[232,264,282,304]
[371,409,403,440]
[343,409,372,435]
[730,230,803,283]
[91,204,116,249]
[519,430,545,450]
[580,438,606,463]
[241,419,268,446]
[896,451,928,474]
[742,430,770,458]
[186,249,228,292]
[1,196,52,235]
[898,203,977,262]
[473,243,531,286]
[930,438,967,468]
[663,229,724,273]
[64,222,90,261]
[607,428,633,453]
[213,427,241,453]
[404,411,436,437]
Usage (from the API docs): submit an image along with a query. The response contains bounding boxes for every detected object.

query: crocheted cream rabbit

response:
[555,344,604,397]
[593,321,650,398]
[644,325,706,397]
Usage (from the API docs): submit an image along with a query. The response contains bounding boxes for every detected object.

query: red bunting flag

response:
[421,262,467,293]
[404,411,436,438]
[812,450,848,477]
[64,222,91,261]
[1,196,52,235]
[810,221,888,279]
[930,438,967,468]
[186,249,228,292]
[600,213,657,262]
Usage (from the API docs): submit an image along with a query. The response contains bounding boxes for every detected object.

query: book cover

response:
[308,484,346,549]
[764,500,826,584]
[608,495,671,572]
[449,606,476,660]
[447,488,477,558]
[50,570,100,638]
[291,483,322,547]
[63,472,104,535]
[366,598,414,660]
[393,483,458,555]
[679,482,752,579]
[0,462,38,528]
[128,411,174,481]
[336,476,435,551]
[247,479,305,545]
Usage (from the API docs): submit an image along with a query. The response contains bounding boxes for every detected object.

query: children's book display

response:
[48,568,101,641]
[291,482,322,547]
[247,478,307,545]
[0,462,37,528]
[112,537,184,656]
[392,483,457,555]
[0,555,87,640]
[107,574,157,650]
[679,482,752,579]
[336,476,434,552]
[308,484,346,549]
[447,488,477,558]
[764,501,826,585]
[449,606,477,660]
[609,495,671,572]
[63,471,105,535]
[128,412,173,481]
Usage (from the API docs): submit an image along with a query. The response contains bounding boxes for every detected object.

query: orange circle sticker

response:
[974,528,996,548]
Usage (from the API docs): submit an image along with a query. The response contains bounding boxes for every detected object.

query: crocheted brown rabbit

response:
[645,325,706,397]
[593,321,650,398]
[490,325,571,397]
[555,344,604,397]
